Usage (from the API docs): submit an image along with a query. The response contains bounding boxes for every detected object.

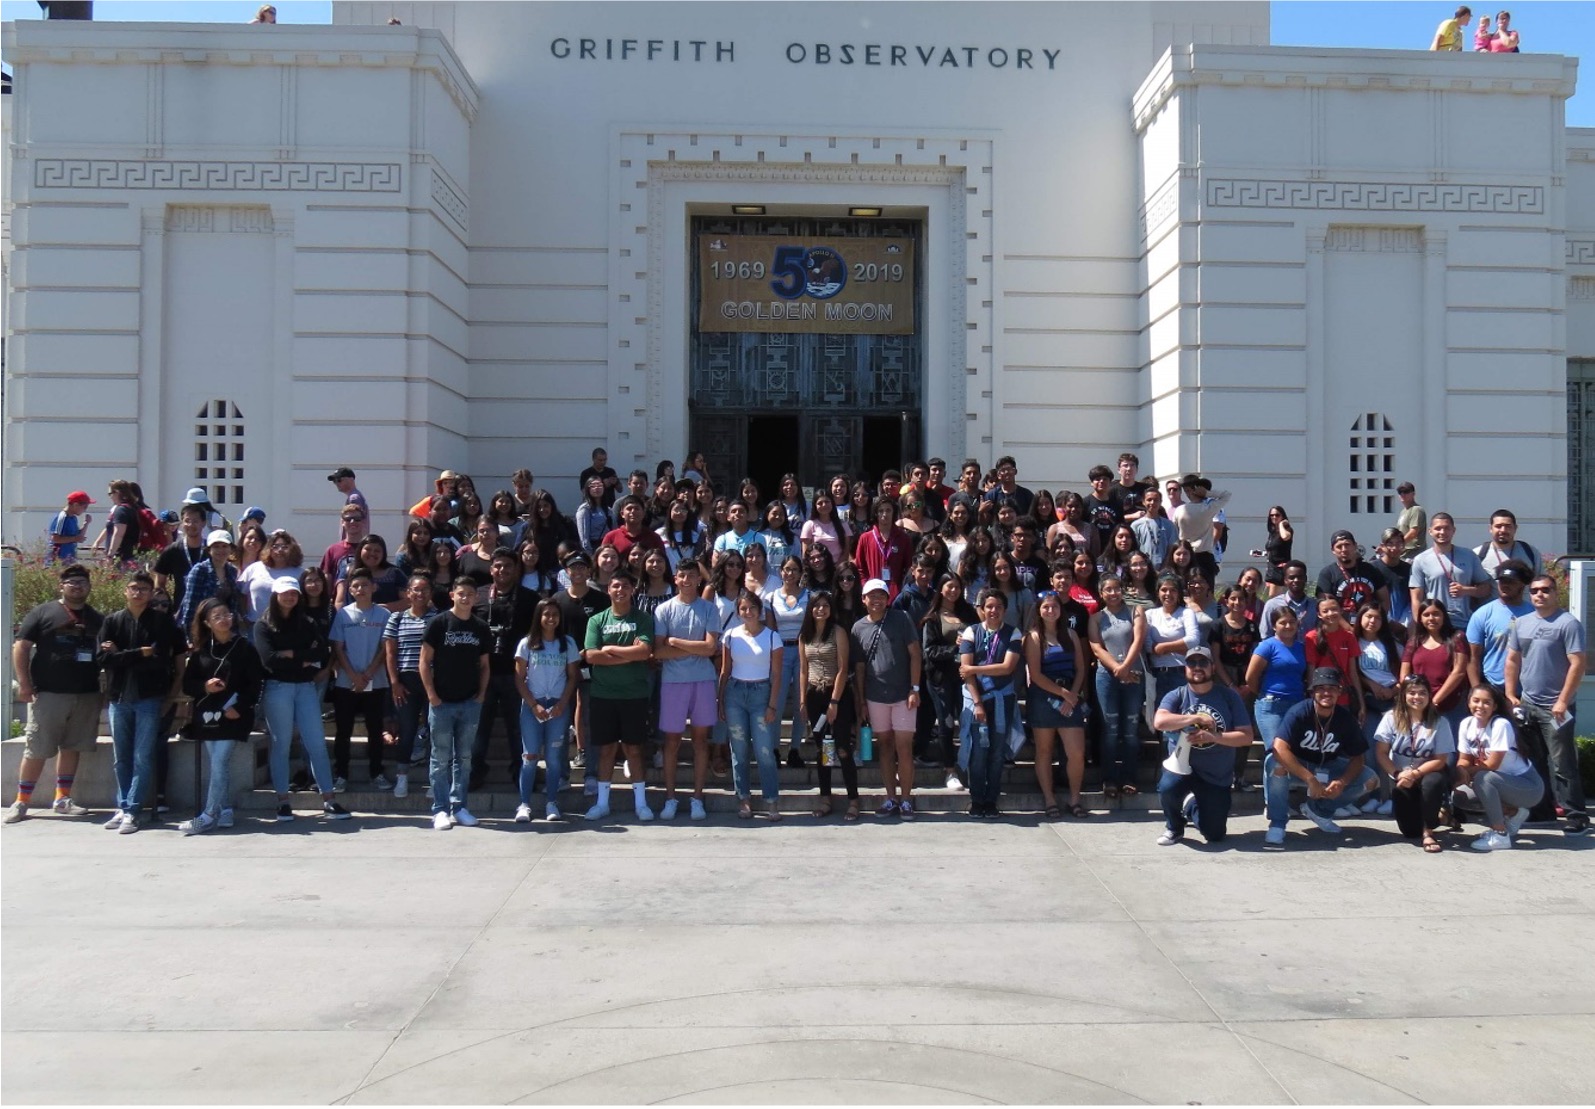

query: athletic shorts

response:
[658,679,718,733]
[23,691,103,760]
[590,696,649,747]
[866,698,916,734]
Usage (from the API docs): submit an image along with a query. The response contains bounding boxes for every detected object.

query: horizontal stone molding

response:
[34,159,402,193]
[1207,178,1543,214]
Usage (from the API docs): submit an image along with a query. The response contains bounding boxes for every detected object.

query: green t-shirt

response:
[584,606,654,700]
[1396,504,1427,557]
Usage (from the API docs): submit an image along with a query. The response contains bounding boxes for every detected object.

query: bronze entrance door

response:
[688,215,923,498]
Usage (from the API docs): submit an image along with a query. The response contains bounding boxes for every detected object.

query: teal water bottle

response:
[858,723,873,762]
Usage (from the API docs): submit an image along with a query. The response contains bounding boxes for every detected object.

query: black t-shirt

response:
[1012,554,1049,594]
[552,586,610,647]
[1109,480,1152,517]
[473,585,540,674]
[1084,494,1124,544]
[110,503,140,562]
[1212,617,1260,679]
[17,601,106,694]
[154,540,206,611]
[1315,559,1387,614]
[983,484,1035,518]
[422,611,490,703]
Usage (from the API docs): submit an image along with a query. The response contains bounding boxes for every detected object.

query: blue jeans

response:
[202,740,237,818]
[964,692,1015,808]
[262,680,334,795]
[774,645,804,747]
[1152,667,1187,748]
[1158,770,1233,841]
[1252,694,1302,753]
[519,700,570,807]
[1095,669,1146,789]
[428,699,478,816]
[724,679,779,801]
[391,672,427,764]
[109,696,162,814]
[1263,752,1378,828]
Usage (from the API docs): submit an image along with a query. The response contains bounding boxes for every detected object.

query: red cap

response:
[66,491,94,504]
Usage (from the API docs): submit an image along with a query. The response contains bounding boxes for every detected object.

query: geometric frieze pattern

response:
[35,159,402,192]
[1568,239,1595,266]
[1207,178,1543,214]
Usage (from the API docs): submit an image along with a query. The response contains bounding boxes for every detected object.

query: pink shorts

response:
[866,698,916,734]
[658,679,719,733]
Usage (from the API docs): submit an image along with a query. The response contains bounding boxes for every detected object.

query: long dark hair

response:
[1354,600,1401,663]
[190,597,233,649]
[799,589,837,645]
[923,573,976,629]
[524,598,565,652]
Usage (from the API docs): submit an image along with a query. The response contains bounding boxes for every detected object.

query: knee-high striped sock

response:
[54,775,74,802]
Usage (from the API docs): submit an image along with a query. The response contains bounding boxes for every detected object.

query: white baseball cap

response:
[862,578,891,596]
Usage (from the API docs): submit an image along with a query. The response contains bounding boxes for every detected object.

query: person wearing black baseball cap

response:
[1261,667,1378,845]
[327,467,367,539]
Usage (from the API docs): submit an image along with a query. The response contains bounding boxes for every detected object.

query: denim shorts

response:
[1026,689,1086,729]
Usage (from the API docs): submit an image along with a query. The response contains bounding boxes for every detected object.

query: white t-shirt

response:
[1457,715,1530,777]
[724,624,781,682]
[1373,712,1455,771]
[764,586,810,644]
[514,635,579,701]
[238,562,303,623]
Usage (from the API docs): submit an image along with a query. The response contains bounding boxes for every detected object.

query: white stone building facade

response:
[2,1,1590,561]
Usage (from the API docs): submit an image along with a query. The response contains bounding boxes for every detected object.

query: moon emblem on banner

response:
[803,247,847,299]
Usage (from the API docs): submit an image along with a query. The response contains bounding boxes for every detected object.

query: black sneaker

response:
[323,801,353,821]
[785,748,805,769]
[276,803,295,822]
[1566,814,1591,836]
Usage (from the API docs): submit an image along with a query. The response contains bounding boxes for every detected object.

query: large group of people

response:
[10,448,1587,853]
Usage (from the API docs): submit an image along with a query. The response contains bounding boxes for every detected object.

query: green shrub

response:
[1579,735,1595,797]
[6,543,147,628]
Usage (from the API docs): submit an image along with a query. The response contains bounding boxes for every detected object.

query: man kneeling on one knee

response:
[1263,667,1379,845]
[1153,646,1253,846]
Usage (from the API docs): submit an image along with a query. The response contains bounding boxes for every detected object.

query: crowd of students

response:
[8,449,1586,853]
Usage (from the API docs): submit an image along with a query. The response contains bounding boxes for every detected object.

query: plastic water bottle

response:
[858,723,873,762]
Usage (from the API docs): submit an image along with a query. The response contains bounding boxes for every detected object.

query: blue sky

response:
[7,0,1592,126]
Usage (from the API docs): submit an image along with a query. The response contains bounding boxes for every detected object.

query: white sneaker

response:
[332,777,348,794]
[660,798,679,820]
[1156,829,1182,846]
[103,812,125,830]
[432,811,452,830]
[690,798,707,821]
[514,804,532,823]
[453,807,478,827]
[1264,826,1287,846]
[1471,830,1512,852]
[1360,796,1382,814]
[1333,805,1359,820]
[1506,808,1530,836]
[636,802,655,822]
[945,772,964,791]
[545,803,562,821]
[118,814,139,834]
[1305,808,1342,835]
[217,809,235,829]
[1376,799,1394,817]
[392,774,409,799]
[447,811,459,827]
[584,803,610,821]
[179,812,216,836]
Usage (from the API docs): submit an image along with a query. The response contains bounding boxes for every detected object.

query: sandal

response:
[1104,784,1121,800]
[765,801,783,822]
[1120,784,1139,797]
[737,800,753,820]
[1422,834,1443,853]
[1070,801,1090,819]
[1044,804,1062,820]
[813,798,834,819]
[844,800,861,822]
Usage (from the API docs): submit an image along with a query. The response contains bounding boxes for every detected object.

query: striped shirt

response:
[382,607,435,673]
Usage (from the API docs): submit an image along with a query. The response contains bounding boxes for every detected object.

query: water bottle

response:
[813,716,836,767]
[858,723,873,762]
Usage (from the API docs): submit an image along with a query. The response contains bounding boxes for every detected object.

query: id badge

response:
[1314,771,1331,785]
[880,568,892,582]
[76,649,95,663]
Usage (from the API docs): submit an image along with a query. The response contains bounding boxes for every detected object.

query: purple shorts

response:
[658,679,719,733]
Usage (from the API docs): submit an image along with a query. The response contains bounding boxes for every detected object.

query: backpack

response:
[136,506,170,552]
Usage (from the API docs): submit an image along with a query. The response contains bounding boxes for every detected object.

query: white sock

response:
[634,782,648,805]
[597,782,611,806]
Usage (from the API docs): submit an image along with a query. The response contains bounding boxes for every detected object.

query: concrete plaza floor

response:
[3,805,1594,1105]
